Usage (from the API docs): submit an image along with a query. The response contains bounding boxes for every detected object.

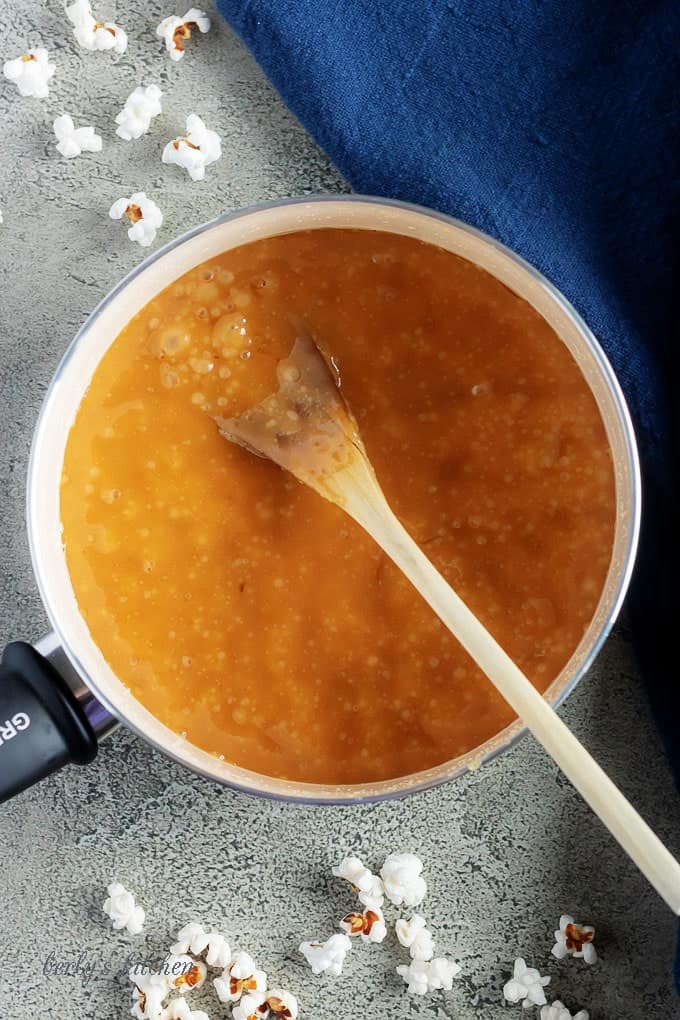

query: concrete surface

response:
[1,4,679,1019]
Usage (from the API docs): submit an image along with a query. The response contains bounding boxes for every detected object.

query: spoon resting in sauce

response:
[215,330,680,913]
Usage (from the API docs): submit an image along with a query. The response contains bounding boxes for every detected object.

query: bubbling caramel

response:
[60,229,616,784]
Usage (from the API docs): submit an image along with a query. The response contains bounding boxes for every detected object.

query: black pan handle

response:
[0,641,98,803]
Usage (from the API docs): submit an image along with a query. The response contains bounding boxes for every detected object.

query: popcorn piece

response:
[233,993,270,1020]
[54,114,102,158]
[265,989,298,1019]
[66,0,128,54]
[332,856,384,909]
[380,853,427,908]
[551,915,597,965]
[115,85,163,141]
[103,881,145,934]
[340,907,387,944]
[109,193,163,248]
[357,875,384,909]
[131,985,163,1020]
[157,8,211,61]
[214,951,266,1003]
[162,114,221,182]
[395,915,434,961]
[541,1002,589,1020]
[396,957,461,996]
[129,968,171,1020]
[162,953,207,993]
[201,932,232,969]
[171,922,231,968]
[299,933,352,976]
[163,1000,210,1020]
[503,958,551,1009]
[3,48,55,98]
[170,922,206,956]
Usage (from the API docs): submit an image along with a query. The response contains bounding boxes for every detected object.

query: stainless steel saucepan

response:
[0,196,640,805]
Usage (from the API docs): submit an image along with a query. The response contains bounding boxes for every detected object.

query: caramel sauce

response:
[61,229,615,784]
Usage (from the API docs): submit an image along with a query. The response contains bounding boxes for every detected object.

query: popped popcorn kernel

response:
[103,881,145,934]
[3,48,55,97]
[214,951,266,1003]
[332,855,384,908]
[162,114,221,182]
[233,992,270,1020]
[396,957,461,996]
[265,988,298,1019]
[66,0,127,53]
[110,192,163,247]
[551,915,597,965]
[299,933,351,976]
[164,1000,210,1020]
[170,921,205,954]
[340,907,387,944]
[395,915,434,961]
[503,958,551,1009]
[541,1001,590,1020]
[54,114,102,158]
[157,8,211,61]
[163,953,207,993]
[171,922,231,968]
[129,967,171,1020]
[380,853,427,908]
[115,85,163,141]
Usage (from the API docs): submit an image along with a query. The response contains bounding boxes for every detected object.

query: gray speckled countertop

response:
[1,4,679,1019]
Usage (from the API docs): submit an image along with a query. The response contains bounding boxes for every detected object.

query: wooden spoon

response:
[215,332,680,912]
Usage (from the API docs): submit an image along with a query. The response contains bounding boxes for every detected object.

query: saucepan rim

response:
[26,194,641,804]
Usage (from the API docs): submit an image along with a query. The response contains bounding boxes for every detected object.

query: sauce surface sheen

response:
[61,228,616,784]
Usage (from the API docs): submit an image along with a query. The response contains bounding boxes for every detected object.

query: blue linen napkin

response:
[217,0,679,975]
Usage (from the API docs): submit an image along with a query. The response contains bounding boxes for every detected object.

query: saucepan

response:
[0,195,641,804]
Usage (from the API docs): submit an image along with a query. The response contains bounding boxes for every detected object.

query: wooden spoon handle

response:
[345,478,680,913]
